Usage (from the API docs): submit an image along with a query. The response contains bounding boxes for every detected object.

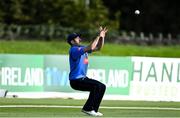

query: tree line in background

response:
[0,0,119,30]
[0,0,179,44]
[0,0,121,41]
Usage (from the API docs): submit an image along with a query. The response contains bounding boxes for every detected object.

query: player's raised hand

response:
[99,26,103,31]
[99,26,108,38]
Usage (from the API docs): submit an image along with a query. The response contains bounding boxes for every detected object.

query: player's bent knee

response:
[103,84,106,91]
[100,83,106,92]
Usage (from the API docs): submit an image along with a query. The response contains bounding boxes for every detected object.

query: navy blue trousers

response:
[70,77,106,112]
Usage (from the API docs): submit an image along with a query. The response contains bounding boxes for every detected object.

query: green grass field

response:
[1,98,180,117]
[0,40,180,57]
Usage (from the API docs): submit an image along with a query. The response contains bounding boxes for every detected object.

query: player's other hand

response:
[99,26,108,38]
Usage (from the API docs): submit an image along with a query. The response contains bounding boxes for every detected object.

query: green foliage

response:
[0,0,119,31]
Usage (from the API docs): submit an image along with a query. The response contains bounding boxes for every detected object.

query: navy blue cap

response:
[67,33,80,45]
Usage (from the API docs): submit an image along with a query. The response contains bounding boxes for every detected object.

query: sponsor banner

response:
[0,54,44,91]
[87,56,132,95]
[131,57,180,101]
[0,54,132,95]
[43,55,72,92]
[1,54,180,101]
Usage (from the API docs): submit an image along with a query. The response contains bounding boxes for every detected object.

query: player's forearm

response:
[95,27,107,51]
[95,36,104,51]
[84,36,100,52]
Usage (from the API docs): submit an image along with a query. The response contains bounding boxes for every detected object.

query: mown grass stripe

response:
[1,105,180,111]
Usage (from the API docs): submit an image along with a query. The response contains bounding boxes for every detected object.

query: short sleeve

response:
[70,46,85,59]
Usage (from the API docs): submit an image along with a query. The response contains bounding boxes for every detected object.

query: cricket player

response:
[67,27,108,116]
